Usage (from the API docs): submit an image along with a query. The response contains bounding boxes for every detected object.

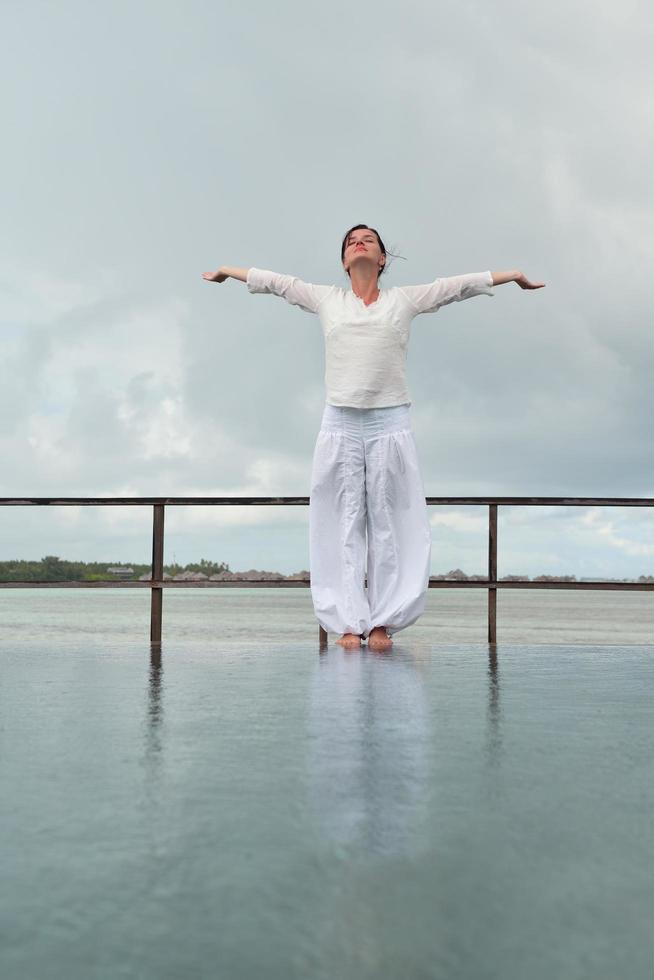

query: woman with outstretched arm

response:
[203,224,544,650]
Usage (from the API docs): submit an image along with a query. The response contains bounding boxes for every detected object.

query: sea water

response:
[2,586,654,646]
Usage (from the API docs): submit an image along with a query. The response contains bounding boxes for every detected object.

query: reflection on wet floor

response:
[310,644,427,856]
[2,636,653,980]
[147,647,163,743]
[486,644,502,765]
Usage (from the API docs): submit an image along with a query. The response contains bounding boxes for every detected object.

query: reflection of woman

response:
[306,647,431,858]
[203,224,544,650]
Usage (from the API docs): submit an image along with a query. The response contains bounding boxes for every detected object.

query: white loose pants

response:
[309,403,432,639]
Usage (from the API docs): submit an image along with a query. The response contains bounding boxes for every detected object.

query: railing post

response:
[319,624,328,648]
[150,503,165,645]
[488,503,498,644]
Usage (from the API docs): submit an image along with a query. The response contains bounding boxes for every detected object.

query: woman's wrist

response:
[219,266,249,282]
[491,269,522,286]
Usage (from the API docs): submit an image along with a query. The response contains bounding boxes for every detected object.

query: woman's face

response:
[342,228,385,277]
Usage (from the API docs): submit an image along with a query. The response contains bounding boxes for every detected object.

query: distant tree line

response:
[1,558,652,584]
[0,556,230,583]
[431,569,654,583]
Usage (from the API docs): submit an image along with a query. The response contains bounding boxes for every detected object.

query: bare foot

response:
[336,633,362,648]
[368,627,393,651]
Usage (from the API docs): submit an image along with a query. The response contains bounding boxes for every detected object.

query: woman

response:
[203,224,544,650]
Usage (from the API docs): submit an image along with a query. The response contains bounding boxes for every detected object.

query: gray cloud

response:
[1,0,653,573]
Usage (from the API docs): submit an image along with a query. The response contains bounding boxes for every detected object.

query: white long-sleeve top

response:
[246,267,494,408]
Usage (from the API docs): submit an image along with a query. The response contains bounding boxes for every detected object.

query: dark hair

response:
[340,223,387,279]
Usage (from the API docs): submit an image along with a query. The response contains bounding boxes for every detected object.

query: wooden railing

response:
[1,496,653,645]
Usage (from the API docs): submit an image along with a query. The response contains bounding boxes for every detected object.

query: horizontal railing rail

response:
[1,496,653,645]
[2,496,654,506]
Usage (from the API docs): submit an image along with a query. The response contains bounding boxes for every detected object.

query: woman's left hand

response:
[515,272,546,289]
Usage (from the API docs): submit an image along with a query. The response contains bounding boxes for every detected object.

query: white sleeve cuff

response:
[246,267,270,293]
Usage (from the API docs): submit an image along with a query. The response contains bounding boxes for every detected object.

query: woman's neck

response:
[349,267,380,306]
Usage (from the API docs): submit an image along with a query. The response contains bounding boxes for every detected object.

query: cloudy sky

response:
[2,0,654,576]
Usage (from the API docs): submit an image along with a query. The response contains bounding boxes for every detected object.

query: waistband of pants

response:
[320,402,412,437]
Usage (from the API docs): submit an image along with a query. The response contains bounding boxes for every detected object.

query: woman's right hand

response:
[202,269,228,283]
[202,266,249,283]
